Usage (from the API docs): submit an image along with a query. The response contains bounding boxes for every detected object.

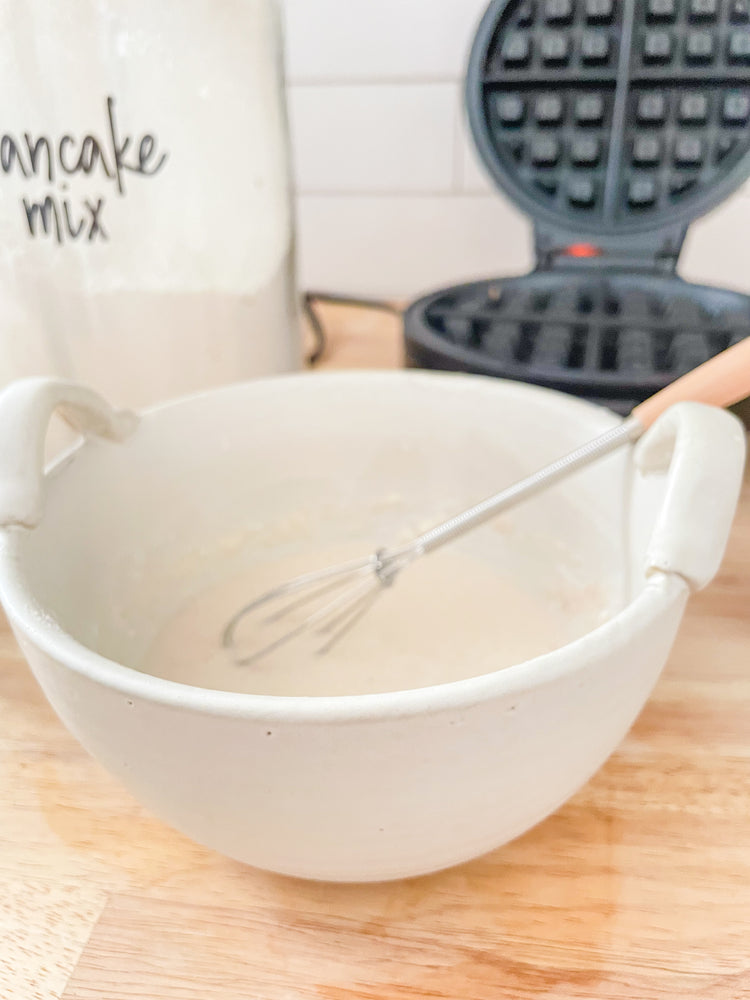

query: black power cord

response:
[302,291,402,365]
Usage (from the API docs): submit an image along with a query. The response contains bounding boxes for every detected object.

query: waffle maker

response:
[404,0,750,413]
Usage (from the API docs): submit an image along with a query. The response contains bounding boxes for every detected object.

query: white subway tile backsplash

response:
[288,83,457,194]
[279,0,529,295]
[295,193,532,298]
[457,106,495,195]
[680,192,750,294]
[280,0,750,299]
[281,0,489,83]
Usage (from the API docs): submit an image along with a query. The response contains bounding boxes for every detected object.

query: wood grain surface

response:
[1,305,749,999]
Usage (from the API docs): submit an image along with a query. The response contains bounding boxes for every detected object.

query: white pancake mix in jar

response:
[0,0,299,413]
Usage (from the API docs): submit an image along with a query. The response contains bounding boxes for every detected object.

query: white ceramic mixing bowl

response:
[0,374,744,882]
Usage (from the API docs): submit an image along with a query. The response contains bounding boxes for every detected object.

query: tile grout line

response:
[293,189,502,199]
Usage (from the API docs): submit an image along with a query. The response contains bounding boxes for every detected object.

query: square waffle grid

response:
[481,0,750,224]
[406,273,750,409]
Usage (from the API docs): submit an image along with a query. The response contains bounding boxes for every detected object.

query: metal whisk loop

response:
[222,544,425,665]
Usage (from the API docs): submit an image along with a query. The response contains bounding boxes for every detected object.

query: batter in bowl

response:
[139,543,608,697]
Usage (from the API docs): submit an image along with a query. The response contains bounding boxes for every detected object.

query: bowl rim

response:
[0,370,689,722]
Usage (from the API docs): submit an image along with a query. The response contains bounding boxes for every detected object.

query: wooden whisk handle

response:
[633,336,750,430]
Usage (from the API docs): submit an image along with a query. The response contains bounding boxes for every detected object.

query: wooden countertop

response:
[2,304,749,1000]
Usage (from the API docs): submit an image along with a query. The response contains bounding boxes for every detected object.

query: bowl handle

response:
[636,401,746,590]
[0,378,138,530]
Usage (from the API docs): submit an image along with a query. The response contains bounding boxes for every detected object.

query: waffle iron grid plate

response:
[404,0,750,411]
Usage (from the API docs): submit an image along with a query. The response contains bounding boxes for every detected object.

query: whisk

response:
[223,340,750,665]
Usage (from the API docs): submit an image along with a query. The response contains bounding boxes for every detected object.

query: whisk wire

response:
[225,555,392,666]
[233,577,381,666]
[222,554,379,650]
[316,587,384,654]
[262,570,371,625]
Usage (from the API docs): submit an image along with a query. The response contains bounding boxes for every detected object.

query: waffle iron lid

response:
[466,0,750,252]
